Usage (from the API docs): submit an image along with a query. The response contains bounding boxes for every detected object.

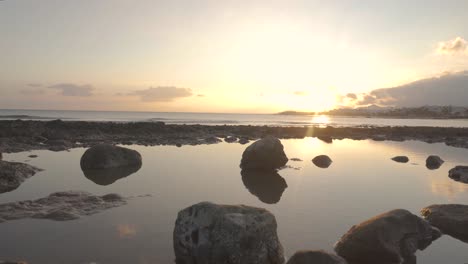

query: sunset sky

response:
[1,0,468,113]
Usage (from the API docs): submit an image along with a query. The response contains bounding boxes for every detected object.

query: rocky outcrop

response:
[312,155,332,168]
[448,166,468,183]
[391,156,409,163]
[0,160,42,194]
[80,144,142,170]
[0,191,126,223]
[286,250,347,264]
[334,209,441,264]
[173,202,284,264]
[240,136,288,170]
[241,169,288,204]
[426,155,444,170]
[421,204,468,242]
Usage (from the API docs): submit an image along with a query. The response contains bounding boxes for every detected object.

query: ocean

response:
[1,109,468,127]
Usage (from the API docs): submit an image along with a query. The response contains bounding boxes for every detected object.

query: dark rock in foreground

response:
[80,144,142,170]
[448,166,468,183]
[421,204,468,242]
[241,169,288,204]
[240,136,288,170]
[426,155,444,170]
[391,156,409,163]
[0,191,126,223]
[312,155,332,168]
[173,202,284,264]
[334,209,441,264]
[286,250,347,264]
[82,164,142,186]
[0,160,42,194]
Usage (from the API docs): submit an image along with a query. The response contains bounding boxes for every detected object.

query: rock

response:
[448,166,468,183]
[241,169,288,204]
[28,154,38,158]
[238,137,250,145]
[176,143,182,147]
[391,156,409,163]
[317,136,333,144]
[0,261,28,264]
[82,164,142,186]
[312,155,332,168]
[287,250,347,264]
[421,204,468,242]
[80,144,142,170]
[0,160,42,194]
[0,191,126,223]
[204,136,222,144]
[334,209,441,264]
[225,136,238,143]
[240,136,288,170]
[173,202,284,264]
[290,158,303,162]
[426,155,444,170]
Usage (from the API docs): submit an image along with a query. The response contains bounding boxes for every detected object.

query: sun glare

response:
[312,115,330,126]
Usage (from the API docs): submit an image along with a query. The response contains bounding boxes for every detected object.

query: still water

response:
[1,139,468,263]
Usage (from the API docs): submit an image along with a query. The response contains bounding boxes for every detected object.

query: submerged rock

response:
[0,191,126,223]
[286,250,347,264]
[312,155,332,168]
[173,202,284,264]
[334,209,441,264]
[240,136,288,170]
[80,144,142,170]
[421,204,468,242]
[28,154,38,158]
[290,158,303,162]
[426,155,444,170]
[448,166,468,183]
[0,160,42,194]
[82,164,142,186]
[241,169,288,204]
[391,156,409,163]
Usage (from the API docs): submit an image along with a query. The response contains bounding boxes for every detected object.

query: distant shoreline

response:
[277,112,468,120]
[1,120,468,153]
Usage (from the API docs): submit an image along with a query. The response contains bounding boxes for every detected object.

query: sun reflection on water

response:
[311,115,330,127]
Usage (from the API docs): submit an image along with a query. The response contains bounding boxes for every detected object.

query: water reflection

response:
[241,169,287,204]
[82,164,142,186]
[117,224,137,238]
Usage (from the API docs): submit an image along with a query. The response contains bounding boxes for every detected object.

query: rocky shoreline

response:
[1,120,468,153]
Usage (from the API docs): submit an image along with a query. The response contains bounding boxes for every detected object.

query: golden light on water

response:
[311,115,330,126]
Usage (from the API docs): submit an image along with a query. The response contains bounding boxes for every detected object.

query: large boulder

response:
[80,144,142,170]
[287,250,347,264]
[421,204,468,242]
[425,155,444,170]
[391,156,409,163]
[0,160,42,194]
[240,136,288,170]
[312,155,332,168]
[82,164,141,186]
[173,202,284,264]
[448,166,468,183]
[334,209,441,264]
[241,169,288,204]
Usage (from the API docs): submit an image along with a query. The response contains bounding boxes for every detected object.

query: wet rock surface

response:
[2,120,468,153]
[426,155,444,170]
[334,209,441,264]
[448,166,468,183]
[312,155,333,168]
[0,191,126,223]
[286,250,347,264]
[391,156,409,163]
[80,144,142,170]
[0,160,42,194]
[173,202,284,264]
[240,136,288,170]
[241,169,288,204]
[421,204,468,242]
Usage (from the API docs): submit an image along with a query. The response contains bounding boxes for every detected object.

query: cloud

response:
[48,83,94,96]
[437,37,468,55]
[293,91,308,96]
[346,93,357,100]
[20,89,45,95]
[128,86,193,102]
[196,94,205,97]
[354,71,468,107]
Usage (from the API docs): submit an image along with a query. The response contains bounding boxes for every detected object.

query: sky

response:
[1,0,468,113]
